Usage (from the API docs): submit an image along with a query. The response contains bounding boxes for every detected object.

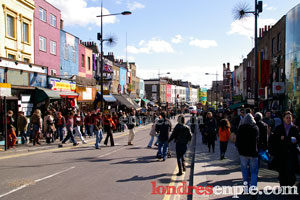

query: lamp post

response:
[96,6,131,112]
[205,71,219,110]
[234,1,263,108]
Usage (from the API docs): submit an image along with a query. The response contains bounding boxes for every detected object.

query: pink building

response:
[166,84,172,103]
[78,41,93,78]
[34,0,61,76]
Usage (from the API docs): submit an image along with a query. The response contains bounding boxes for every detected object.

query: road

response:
[0,117,195,200]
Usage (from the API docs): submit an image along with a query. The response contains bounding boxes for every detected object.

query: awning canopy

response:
[34,87,61,103]
[113,94,140,110]
[229,102,246,110]
[95,92,116,102]
[59,91,79,98]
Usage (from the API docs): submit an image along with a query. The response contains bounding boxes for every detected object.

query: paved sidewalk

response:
[192,129,300,199]
[0,123,152,155]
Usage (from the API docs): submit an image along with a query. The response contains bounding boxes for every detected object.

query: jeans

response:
[220,141,228,158]
[147,135,158,147]
[57,126,65,141]
[89,125,94,137]
[74,126,85,143]
[20,131,27,144]
[95,129,103,148]
[62,130,77,144]
[240,156,259,188]
[158,140,169,160]
[176,143,187,172]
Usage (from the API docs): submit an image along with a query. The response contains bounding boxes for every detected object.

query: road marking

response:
[97,146,128,158]
[163,165,179,200]
[0,166,75,198]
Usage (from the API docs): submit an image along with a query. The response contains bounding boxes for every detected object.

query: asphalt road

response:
[0,117,195,200]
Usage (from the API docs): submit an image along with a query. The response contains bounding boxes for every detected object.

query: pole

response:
[100,4,104,113]
[254,0,258,109]
[216,70,218,110]
[4,96,7,151]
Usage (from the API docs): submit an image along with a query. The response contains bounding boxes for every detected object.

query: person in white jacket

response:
[147,114,160,148]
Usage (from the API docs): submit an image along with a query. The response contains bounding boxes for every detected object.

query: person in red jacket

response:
[218,118,231,160]
[6,110,17,149]
[103,114,116,146]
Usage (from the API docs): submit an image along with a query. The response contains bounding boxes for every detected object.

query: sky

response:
[47,0,300,88]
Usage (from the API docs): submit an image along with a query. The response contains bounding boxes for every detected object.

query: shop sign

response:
[76,86,86,92]
[30,73,47,88]
[272,82,285,94]
[0,83,11,97]
[49,78,76,92]
[82,87,93,100]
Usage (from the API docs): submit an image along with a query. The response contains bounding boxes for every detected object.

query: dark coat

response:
[235,123,259,157]
[169,123,192,144]
[204,117,217,142]
[256,120,268,150]
[268,123,300,186]
[156,118,172,142]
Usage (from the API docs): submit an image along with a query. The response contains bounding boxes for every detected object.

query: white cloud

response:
[171,35,183,44]
[88,27,92,31]
[263,4,276,11]
[128,38,175,54]
[189,38,218,48]
[228,17,277,38]
[47,0,117,27]
[127,2,145,11]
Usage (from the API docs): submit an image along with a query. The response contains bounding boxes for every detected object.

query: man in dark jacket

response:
[235,113,259,195]
[169,115,192,175]
[156,111,172,161]
[254,112,268,151]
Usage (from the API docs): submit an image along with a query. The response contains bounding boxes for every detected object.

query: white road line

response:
[97,146,128,158]
[0,166,75,199]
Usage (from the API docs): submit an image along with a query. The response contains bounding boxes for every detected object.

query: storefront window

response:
[0,68,4,83]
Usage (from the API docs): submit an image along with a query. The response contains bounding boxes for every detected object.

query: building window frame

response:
[88,56,91,70]
[4,7,18,41]
[7,54,16,60]
[50,40,57,55]
[39,36,46,52]
[72,46,76,63]
[64,44,69,60]
[277,32,281,53]
[39,7,46,22]
[81,54,85,68]
[50,14,57,27]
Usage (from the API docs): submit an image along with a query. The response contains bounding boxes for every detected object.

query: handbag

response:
[229,133,236,143]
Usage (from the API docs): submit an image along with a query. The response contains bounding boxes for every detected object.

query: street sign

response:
[0,83,11,97]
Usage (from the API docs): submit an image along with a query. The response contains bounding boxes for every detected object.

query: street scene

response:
[1,0,300,199]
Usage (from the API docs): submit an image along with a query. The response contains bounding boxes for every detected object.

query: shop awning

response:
[123,94,140,110]
[229,102,246,110]
[59,91,79,98]
[95,92,116,102]
[113,94,133,108]
[34,87,61,103]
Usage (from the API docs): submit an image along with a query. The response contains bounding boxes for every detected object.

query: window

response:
[50,41,56,55]
[23,22,29,43]
[81,54,85,68]
[72,47,75,63]
[152,85,157,92]
[7,15,15,38]
[8,54,15,60]
[50,14,56,27]
[277,32,281,52]
[50,69,57,76]
[88,57,91,70]
[64,44,68,60]
[39,7,46,22]
[39,36,46,51]
[23,58,30,63]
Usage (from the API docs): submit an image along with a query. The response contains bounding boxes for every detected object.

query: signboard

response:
[272,82,285,94]
[0,83,11,97]
[30,73,47,87]
[82,87,93,100]
[49,78,76,92]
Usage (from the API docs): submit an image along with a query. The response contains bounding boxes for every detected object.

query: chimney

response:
[227,62,230,70]
[223,63,226,69]
[259,28,262,37]
[268,25,271,31]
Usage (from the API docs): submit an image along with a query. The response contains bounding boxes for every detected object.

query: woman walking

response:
[218,118,231,160]
[30,109,42,145]
[62,112,79,146]
[169,115,192,176]
[204,112,218,153]
[104,114,116,146]
[269,111,300,186]
[6,110,17,149]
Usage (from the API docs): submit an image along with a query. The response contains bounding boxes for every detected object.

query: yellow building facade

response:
[0,0,35,63]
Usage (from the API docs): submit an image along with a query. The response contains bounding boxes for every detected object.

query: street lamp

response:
[205,71,219,110]
[96,5,131,112]
[234,1,263,108]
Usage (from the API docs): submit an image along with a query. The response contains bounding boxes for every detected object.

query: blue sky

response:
[47,0,300,88]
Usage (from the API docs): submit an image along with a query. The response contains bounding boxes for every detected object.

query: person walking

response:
[6,110,17,149]
[62,112,79,146]
[235,112,259,196]
[147,114,160,148]
[103,114,116,146]
[204,112,218,153]
[218,118,231,160]
[56,112,66,141]
[254,112,268,151]
[127,110,136,145]
[74,111,87,144]
[17,111,28,144]
[169,115,192,176]
[43,110,55,144]
[156,112,172,161]
[30,109,42,146]
[269,111,300,186]
[94,113,103,149]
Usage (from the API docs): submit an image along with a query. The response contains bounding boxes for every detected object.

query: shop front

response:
[74,76,97,112]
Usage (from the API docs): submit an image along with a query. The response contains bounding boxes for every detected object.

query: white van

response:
[188,106,197,114]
